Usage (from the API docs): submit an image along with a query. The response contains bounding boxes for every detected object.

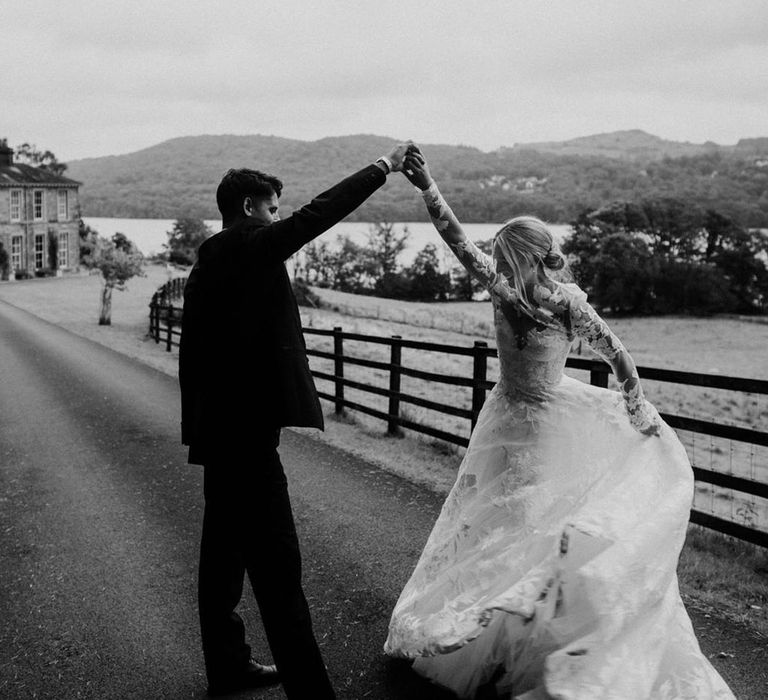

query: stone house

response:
[0,140,81,279]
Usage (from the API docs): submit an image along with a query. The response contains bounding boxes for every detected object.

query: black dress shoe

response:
[207,659,280,696]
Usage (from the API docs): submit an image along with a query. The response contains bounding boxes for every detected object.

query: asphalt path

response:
[0,299,764,700]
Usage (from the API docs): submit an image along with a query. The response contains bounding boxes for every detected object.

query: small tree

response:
[301,239,336,287]
[78,213,99,264]
[83,233,145,325]
[164,218,212,265]
[366,222,409,280]
[332,236,372,293]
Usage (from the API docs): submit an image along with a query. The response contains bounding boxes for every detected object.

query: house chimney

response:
[0,139,13,167]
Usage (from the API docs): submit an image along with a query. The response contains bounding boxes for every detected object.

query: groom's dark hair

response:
[216,168,284,219]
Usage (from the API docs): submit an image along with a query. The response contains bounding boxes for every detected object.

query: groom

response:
[179,142,412,698]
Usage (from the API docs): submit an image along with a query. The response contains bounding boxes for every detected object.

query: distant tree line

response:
[563,198,768,315]
[12,141,68,175]
[156,209,768,316]
[294,223,486,302]
[298,202,768,315]
[156,217,489,303]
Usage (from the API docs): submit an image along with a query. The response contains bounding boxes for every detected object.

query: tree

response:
[300,240,336,287]
[563,199,768,315]
[83,233,145,325]
[407,244,452,301]
[638,198,704,260]
[14,142,67,175]
[298,234,376,293]
[562,209,605,292]
[111,231,133,253]
[711,238,768,313]
[331,236,372,293]
[652,260,733,315]
[591,233,656,314]
[78,215,100,264]
[700,210,768,312]
[367,222,409,279]
[164,218,212,265]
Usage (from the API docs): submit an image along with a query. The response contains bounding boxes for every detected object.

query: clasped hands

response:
[382,141,434,191]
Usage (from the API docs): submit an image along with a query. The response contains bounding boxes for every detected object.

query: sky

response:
[2,0,767,161]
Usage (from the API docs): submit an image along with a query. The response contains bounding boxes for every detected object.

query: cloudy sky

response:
[3,0,767,161]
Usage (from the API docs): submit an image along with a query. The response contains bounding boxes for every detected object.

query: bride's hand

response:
[402,147,434,191]
[629,400,662,437]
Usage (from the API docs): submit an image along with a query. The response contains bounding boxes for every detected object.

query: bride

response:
[384,148,734,699]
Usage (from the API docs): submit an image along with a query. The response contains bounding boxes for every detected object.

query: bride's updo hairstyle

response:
[493,215,569,312]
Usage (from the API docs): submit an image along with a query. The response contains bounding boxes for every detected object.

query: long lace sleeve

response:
[569,298,661,436]
[420,184,519,304]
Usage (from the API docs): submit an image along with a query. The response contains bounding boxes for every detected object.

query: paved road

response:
[0,299,763,700]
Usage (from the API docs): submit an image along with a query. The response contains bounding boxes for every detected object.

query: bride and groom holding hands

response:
[179,142,734,699]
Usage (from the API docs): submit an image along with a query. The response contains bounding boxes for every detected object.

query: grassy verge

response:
[1,270,766,637]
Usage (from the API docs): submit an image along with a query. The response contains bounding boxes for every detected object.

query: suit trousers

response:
[198,432,335,699]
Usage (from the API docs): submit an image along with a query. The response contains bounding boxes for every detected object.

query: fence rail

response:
[148,280,768,547]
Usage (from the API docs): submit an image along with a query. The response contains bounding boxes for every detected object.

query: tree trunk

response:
[99,283,113,325]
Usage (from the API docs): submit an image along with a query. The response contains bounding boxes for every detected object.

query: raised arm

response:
[421,183,502,288]
[403,149,519,303]
[255,164,385,261]
[243,142,411,262]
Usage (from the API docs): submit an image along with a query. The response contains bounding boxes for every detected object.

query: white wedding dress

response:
[383,185,734,699]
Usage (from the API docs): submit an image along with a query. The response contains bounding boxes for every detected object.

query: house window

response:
[33,190,44,220]
[11,235,23,270]
[34,234,45,269]
[10,189,21,221]
[58,232,69,268]
[57,190,69,221]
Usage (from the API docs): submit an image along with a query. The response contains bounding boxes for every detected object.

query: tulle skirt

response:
[384,376,734,699]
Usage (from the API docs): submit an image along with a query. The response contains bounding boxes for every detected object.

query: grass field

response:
[0,267,766,637]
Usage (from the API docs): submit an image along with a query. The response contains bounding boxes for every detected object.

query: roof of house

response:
[0,163,81,187]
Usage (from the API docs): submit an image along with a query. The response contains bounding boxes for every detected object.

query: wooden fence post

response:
[151,297,160,343]
[166,306,174,352]
[590,363,609,388]
[333,326,344,415]
[148,297,156,339]
[471,341,488,432]
[388,336,403,435]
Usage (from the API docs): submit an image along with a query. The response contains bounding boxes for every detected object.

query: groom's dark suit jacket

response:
[179,164,386,464]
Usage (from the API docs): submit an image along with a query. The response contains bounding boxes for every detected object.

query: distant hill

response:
[510,129,725,161]
[67,132,768,226]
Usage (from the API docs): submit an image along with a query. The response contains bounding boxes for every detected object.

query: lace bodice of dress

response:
[419,183,662,433]
[492,292,572,402]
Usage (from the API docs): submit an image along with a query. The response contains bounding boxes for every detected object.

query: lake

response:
[83,217,574,268]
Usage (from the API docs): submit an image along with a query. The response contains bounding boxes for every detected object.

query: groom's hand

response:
[383,141,413,173]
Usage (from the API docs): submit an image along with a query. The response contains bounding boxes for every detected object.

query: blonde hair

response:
[493,215,567,314]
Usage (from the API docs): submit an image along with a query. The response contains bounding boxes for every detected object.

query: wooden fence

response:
[148,282,768,547]
[148,280,185,352]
